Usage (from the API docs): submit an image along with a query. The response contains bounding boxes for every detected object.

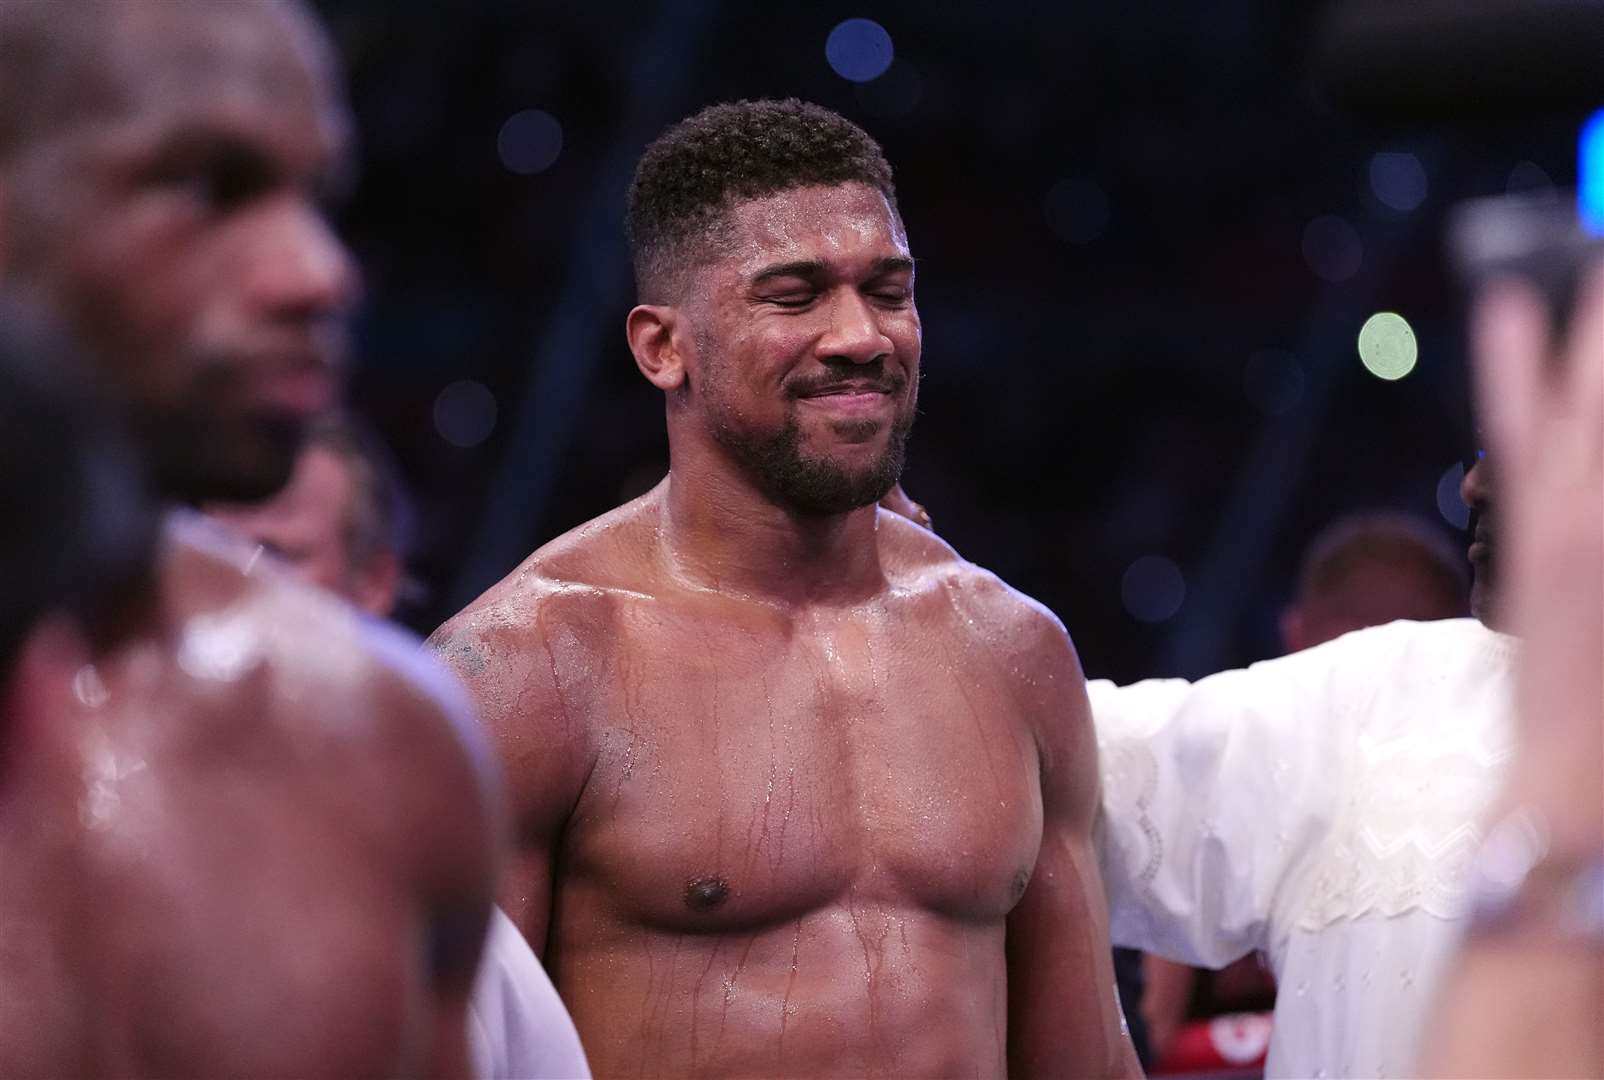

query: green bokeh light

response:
[1358,312,1418,381]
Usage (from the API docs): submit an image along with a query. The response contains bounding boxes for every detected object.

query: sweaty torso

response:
[446,492,1051,1078]
[0,518,486,1078]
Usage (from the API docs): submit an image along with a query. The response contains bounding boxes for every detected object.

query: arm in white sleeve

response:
[1090,636,1373,969]
[469,907,591,1080]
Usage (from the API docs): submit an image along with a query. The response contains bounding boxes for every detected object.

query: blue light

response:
[1581,106,1604,235]
[825,19,894,83]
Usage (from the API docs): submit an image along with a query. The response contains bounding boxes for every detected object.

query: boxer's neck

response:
[656,466,886,607]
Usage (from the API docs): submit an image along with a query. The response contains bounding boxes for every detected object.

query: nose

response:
[250,198,361,321]
[816,289,893,365]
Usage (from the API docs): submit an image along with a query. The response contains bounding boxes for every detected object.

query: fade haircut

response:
[625,98,898,303]
[1295,511,1468,611]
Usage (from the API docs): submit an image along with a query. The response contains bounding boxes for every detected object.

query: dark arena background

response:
[314,0,1590,685]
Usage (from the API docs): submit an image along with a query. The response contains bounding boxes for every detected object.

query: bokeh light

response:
[1044,177,1110,245]
[1121,556,1186,624]
[434,380,499,448]
[497,109,563,175]
[1242,348,1305,416]
[1301,215,1363,283]
[825,18,894,83]
[1357,312,1418,381]
[1580,107,1604,235]
[1506,160,1557,198]
[1436,462,1470,530]
[855,58,924,119]
[1368,151,1428,213]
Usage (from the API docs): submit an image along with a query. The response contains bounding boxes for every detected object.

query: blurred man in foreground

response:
[0,1,497,1073]
[0,313,161,1074]
[432,98,1140,1078]
[206,418,592,1080]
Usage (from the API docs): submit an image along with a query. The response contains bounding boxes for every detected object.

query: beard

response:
[131,388,308,505]
[702,365,916,517]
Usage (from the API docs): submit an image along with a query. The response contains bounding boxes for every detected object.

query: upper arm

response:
[427,602,593,956]
[356,622,504,1079]
[1005,608,1141,1078]
[1089,640,1353,968]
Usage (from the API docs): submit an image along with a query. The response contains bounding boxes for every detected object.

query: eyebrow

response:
[750,255,916,285]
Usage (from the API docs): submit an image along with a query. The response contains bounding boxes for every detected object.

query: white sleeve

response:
[469,908,591,1080]
[1091,638,1367,969]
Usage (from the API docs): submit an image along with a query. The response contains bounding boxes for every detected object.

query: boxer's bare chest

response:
[555,586,1046,934]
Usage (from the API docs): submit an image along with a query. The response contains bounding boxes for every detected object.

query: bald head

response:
[0,0,358,504]
[0,0,340,165]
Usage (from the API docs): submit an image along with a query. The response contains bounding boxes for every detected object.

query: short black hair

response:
[625,98,898,302]
[0,299,157,677]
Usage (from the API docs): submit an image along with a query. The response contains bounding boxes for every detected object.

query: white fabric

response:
[1092,618,1517,1079]
[468,908,591,1080]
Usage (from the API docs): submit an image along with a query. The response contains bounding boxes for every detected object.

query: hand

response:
[879,483,933,531]
[1418,261,1603,1080]
[1471,267,1602,858]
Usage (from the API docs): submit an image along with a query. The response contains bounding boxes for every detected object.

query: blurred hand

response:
[879,483,933,531]
[1471,268,1602,858]
[1420,264,1603,1079]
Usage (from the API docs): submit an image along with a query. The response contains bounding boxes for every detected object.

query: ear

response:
[626,304,687,392]
[349,549,403,620]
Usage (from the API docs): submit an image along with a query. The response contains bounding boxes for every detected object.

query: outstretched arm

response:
[1007,611,1143,1078]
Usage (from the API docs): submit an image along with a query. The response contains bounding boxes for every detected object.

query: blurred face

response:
[206,444,357,597]
[683,182,921,515]
[1460,453,1500,628]
[1,2,358,502]
[1284,557,1466,652]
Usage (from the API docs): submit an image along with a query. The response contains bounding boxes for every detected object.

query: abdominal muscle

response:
[554,901,1009,1079]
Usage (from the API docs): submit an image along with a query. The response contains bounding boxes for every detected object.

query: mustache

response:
[786,365,906,399]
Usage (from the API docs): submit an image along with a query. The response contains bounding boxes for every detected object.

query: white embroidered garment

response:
[469,908,591,1080]
[1091,618,1516,1079]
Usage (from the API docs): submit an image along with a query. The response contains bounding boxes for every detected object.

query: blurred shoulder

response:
[162,513,482,752]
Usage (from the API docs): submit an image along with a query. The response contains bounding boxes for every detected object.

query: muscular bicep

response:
[427,609,591,957]
[1007,619,1141,1077]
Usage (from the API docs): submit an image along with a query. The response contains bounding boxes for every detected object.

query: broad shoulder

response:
[881,509,1075,664]
[426,494,663,700]
[159,515,486,772]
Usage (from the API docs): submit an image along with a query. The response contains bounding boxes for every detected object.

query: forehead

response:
[720,183,910,276]
[92,2,347,162]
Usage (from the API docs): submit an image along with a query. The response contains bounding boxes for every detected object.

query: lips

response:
[259,365,336,416]
[797,386,896,418]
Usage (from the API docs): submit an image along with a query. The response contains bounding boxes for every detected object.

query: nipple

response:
[684,875,731,911]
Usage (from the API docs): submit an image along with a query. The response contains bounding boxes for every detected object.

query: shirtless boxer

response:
[0,2,496,1074]
[431,99,1139,1078]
